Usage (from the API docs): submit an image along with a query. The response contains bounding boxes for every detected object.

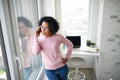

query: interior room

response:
[0,0,120,80]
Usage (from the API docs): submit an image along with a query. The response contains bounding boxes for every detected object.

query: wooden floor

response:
[41,68,95,80]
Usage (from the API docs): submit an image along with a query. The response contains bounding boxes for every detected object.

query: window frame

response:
[0,21,11,80]
[0,0,44,79]
[0,0,20,79]
[60,0,99,45]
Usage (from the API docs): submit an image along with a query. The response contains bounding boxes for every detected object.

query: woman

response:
[17,16,33,76]
[32,16,73,80]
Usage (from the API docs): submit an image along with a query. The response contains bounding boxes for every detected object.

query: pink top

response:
[21,36,33,68]
[32,34,73,70]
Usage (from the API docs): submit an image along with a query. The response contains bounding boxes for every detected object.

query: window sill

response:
[25,67,44,80]
[63,46,99,56]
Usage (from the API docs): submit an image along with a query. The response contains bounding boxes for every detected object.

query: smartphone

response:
[38,27,41,33]
[36,27,41,35]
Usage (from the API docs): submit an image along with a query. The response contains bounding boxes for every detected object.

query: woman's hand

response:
[61,58,68,64]
[35,27,41,36]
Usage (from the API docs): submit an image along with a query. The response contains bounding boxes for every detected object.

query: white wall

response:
[97,0,120,80]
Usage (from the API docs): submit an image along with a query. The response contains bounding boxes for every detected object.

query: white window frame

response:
[88,0,99,43]
[60,0,99,44]
[0,0,20,79]
[0,0,45,79]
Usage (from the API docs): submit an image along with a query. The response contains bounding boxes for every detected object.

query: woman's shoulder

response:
[54,34,66,39]
[54,34,63,37]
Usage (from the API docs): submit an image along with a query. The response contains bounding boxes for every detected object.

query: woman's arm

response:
[60,35,73,60]
[32,27,41,55]
[32,36,41,55]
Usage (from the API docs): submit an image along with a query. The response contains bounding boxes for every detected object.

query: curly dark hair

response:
[38,16,60,35]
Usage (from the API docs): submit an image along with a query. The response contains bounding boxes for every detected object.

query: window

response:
[61,0,89,47]
[13,0,43,79]
[0,21,9,80]
[0,0,44,79]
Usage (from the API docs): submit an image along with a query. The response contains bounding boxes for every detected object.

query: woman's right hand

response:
[61,58,68,64]
[35,27,41,36]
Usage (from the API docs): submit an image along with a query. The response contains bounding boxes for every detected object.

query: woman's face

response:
[18,22,27,37]
[41,21,51,37]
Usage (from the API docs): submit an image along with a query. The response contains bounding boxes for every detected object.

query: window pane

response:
[0,43,7,80]
[0,22,7,80]
[61,0,89,46]
[13,0,43,79]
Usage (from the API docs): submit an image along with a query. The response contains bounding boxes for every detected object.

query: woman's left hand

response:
[61,58,68,64]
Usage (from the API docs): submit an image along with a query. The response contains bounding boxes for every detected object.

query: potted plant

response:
[86,40,91,46]
[90,42,96,48]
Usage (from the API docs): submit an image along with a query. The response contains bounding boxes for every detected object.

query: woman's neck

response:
[45,34,52,37]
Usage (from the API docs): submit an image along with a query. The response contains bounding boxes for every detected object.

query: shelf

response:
[63,46,100,56]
